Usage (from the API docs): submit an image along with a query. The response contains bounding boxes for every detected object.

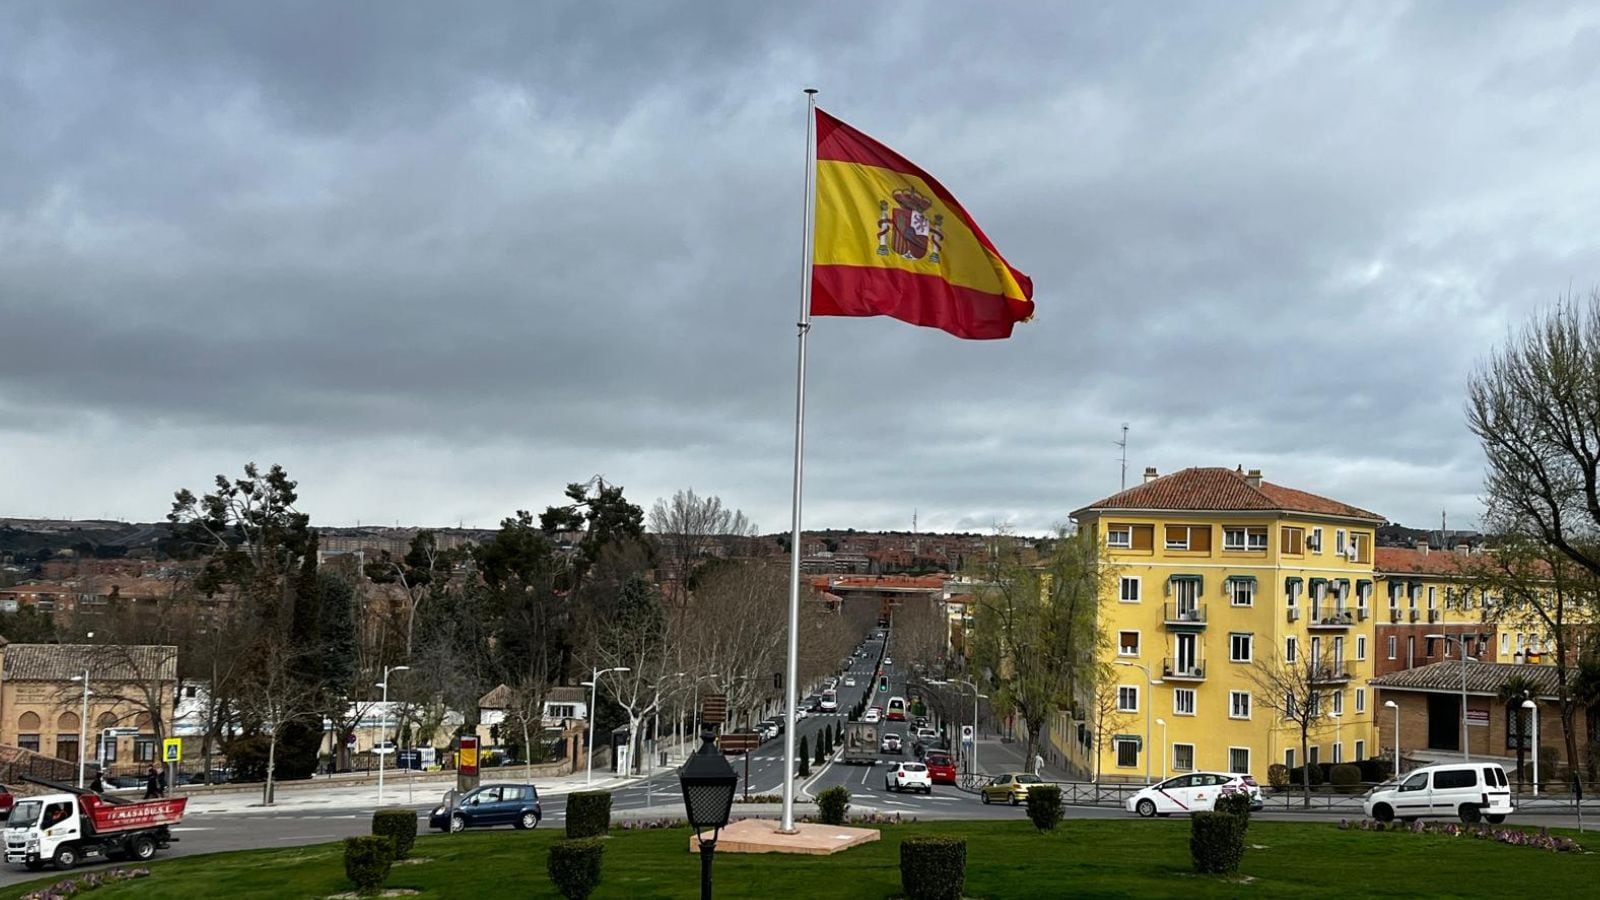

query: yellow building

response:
[1067,466,1383,782]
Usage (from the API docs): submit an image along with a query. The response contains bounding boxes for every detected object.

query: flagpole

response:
[781,87,818,834]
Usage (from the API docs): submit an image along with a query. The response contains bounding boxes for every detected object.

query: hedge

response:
[1025,784,1063,832]
[1190,811,1246,874]
[565,790,613,839]
[343,835,394,895]
[548,838,606,900]
[1213,792,1252,829]
[1330,764,1363,794]
[817,786,850,825]
[371,807,417,860]
[900,836,966,900]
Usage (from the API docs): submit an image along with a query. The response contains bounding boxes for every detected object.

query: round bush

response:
[548,838,605,900]
[565,790,613,839]
[1213,792,1252,828]
[817,785,850,825]
[343,835,395,895]
[900,836,966,900]
[1330,764,1363,794]
[1267,763,1289,790]
[1190,811,1246,874]
[371,807,417,860]
[1025,784,1063,832]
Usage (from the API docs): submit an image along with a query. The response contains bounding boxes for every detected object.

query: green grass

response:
[9,819,1593,899]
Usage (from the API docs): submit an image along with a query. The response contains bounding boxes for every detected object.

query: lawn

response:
[8,818,1592,899]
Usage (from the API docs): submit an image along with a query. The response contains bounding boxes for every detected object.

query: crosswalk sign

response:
[163,738,182,763]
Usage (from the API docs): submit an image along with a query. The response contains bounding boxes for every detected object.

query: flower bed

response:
[1338,818,1584,852]
[20,867,151,899]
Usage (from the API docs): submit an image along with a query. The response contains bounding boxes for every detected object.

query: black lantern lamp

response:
[679,728,738,899]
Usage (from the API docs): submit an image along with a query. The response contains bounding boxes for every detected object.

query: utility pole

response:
[1116,423,1130,490]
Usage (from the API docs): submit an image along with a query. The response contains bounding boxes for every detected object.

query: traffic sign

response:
[960,725,974,744]
[701,693,728,726]
[163,738,182,763]
[718,732,760,754]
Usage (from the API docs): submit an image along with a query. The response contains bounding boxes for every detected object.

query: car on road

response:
[924,752,958,785]
[915,727,939,744]
[880,733,903,754]
[863,707,882,723]
[820,690,838,711]
[886,696,907,721]
[980,772,1044,806]
[844,676,856,687]
[883,656,893,666]
[1363,762,1512,824]
[805,693,823,711]
[885,762,933,793]
[430,783,542,832]
[1126,772,1263,817]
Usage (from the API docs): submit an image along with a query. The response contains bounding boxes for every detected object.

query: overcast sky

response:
[2,1,1595,536]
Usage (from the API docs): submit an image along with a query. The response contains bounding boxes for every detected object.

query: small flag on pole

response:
[811,109,1034,340]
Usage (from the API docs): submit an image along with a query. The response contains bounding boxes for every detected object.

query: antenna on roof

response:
[1116,423,1129,490]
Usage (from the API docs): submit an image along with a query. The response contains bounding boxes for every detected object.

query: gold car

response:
[980,772,1044,805]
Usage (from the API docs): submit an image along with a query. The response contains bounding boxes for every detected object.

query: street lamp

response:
[583,666,630,785]
[679,728,737,900]
[1116,661,1164,784]
[1522,698,1540,795]
[1384,700,1400,778]
[375,665,410,807]
[1425,633,1477,760]
[1154,718,1167,780]
[70,671,91,788]
[929,678,986,775]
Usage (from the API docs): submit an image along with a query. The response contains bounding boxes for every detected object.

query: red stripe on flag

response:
[812,265,1026,340]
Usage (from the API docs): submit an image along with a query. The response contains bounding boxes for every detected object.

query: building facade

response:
[0,641,177,772]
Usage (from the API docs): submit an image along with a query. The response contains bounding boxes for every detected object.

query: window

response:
[1357,582,1371,610]
[1355,688,1366,713]
[1107,524,1132,548]
[1331,691,1344,717]
[1389,584,1401,609]
[1425,637,1436,658]
[1117,686,1139,712]
[55,735,79,763]
[1173,689,1196,716]
[1309,745,1320,767]
[135,739,157,762]
[1500,633,1510,655]
[1282,526,1305,554]
[1164,524,1211,551]
[1223,527,1268,551]
[1356,636,1367,660]
[1248,527,1268,550]
[1285,693,1297,719]
[1173,743,1195,772]
[1285,748,1296,771]
[1229,691,1251,719]
[1428,586,1437,610]
[1119,576,1141,603]
[1285,579,1301,609]
[18,734,39,752]
[1336,529,1346,554]
[1387,636,1397,660]
[1309,527,1323,553]
[1350,532,1371,563]
[1285,636,1298,663]
[1307,692,1320,717]
[1229,632,1253,662]
[1228,747,1250,775]
[1355,740,1366,761]
[1118,631,1140,656]
[1223,527,1246,551]
[1108,523,1154,550]
[1115,739,1139,768]
[1229,579,1254,607]
[546,704,577,719]
[1434,769,1476,790]
[1333,742,1344,763]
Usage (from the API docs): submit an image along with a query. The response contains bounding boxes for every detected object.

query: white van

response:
[1363,762,1513,824]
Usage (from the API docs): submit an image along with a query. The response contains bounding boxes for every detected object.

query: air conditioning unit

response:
[1428,609,1442,623]
[1357,608,1369,620]
[1409,609,1421,622]
[1287,608,1300,622]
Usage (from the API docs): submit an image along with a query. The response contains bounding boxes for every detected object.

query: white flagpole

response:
[781,87,819,834]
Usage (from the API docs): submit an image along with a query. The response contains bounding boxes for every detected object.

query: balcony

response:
[1162,657,1206,681]
[1307,610,1355,630]
[1163,602,1207,629]
[1309,659,1354,683]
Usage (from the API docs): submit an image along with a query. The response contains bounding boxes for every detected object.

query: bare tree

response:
[648,489,758,608]
[1084,668,1130,784]
[1248,647,1335,808]
[499,675,552,778]
[238,639,322,805]
[587,578,669,773]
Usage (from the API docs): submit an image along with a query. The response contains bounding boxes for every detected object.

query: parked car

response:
[1126,772,1263,817]
[429,783,542,832]
[755,721,778,741]
[885,761,933,793]
[924,752,958,785]
[1363,762,1512,824]
[762,717,785,735]
[0,785,12,816]
[980,772,1043,805]
[805,694,823,711]
[880,733,903,754]
[863,707,882,724]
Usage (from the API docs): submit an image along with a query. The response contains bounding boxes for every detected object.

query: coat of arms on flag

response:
[877,188,944,263]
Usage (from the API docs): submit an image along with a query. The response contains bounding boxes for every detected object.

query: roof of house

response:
[1072,467,1384,523]
[1374,546,1478,578]
[3,643,178,682]
[479,683,588,709]
[1370,661,1561,698]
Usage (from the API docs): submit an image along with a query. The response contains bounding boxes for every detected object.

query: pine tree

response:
[798,735,811,777]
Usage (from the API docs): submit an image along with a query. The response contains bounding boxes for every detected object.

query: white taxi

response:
[1126,772,1262,817]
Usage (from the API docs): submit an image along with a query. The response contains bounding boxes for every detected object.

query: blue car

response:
[429,783,542,832]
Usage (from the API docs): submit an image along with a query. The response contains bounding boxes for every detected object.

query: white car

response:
[885,761,933,793]
[1364,762,1512,824]
[1127,772,1263,817]
[883,657,893,666]
[863,707,882,723]
[844,677,857,687]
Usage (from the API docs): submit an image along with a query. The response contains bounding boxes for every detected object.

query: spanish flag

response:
[811,109,1034,340]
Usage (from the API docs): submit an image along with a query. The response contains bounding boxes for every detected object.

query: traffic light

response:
[879,675,889,693]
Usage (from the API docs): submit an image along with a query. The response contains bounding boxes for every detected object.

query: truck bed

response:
[80,795,186,833]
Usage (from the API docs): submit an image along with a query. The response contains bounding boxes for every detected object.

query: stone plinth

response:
[689,819,880,856]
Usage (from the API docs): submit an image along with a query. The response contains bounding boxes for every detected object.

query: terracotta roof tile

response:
[1370,660,1558,698]
[1072,467,1384,522]
[3,643,177,682]
[1374,547,1477,578]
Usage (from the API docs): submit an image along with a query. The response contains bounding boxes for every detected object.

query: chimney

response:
[1245,468,1262,488]
[1417,540,1429,555]
[1143,466,1159,484]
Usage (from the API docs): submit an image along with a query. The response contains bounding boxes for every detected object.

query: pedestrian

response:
[158,764,168,797]
[1034,753,1045,776]
[90,772,106,794]
[144,765,159,799]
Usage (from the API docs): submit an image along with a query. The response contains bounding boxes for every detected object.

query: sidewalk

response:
[971,736,1079,782]
[180,769,635,815]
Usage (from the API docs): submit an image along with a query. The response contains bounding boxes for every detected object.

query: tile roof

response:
[1370,661,1561,698]
[479,683,588,709]
[1072,467,1384,522]
[3,643,178,682]
[1374,547,1477,578]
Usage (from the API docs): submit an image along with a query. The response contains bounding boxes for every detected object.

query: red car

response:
[0,785,13,816]
[924,752,958,785]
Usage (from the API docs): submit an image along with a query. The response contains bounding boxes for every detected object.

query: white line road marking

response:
[169,827,212,832]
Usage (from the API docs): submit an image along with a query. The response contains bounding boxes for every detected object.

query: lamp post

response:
[70,671,91,788]
[679,728,738,900]
[375,664,409,807]
[583,666,631,785]
[1425,632,1476,760]
[1523,698,1540,795]
[1155,718,1167,780]
[1384,700,1400,777]
[929,678,985,775]
[1116,661,1164,784]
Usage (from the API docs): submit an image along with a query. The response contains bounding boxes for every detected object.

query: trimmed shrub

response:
[799,736,811,776]
[900,836,966,900]
[1267,763,1289,790]
[1025,783,1063,832]
[814,732,827,765]
[547,838,606,900]
[565,791,612,839]
[1213,792,1252,829]
[817,785,850,825]
[1356,757,1392,784]
[1330,764,1363,794]
[343,835,394,895]
[1190,811,1246,874]
[371,807,417,860]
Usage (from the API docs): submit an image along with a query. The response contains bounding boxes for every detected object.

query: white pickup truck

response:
[5,791,185,871]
